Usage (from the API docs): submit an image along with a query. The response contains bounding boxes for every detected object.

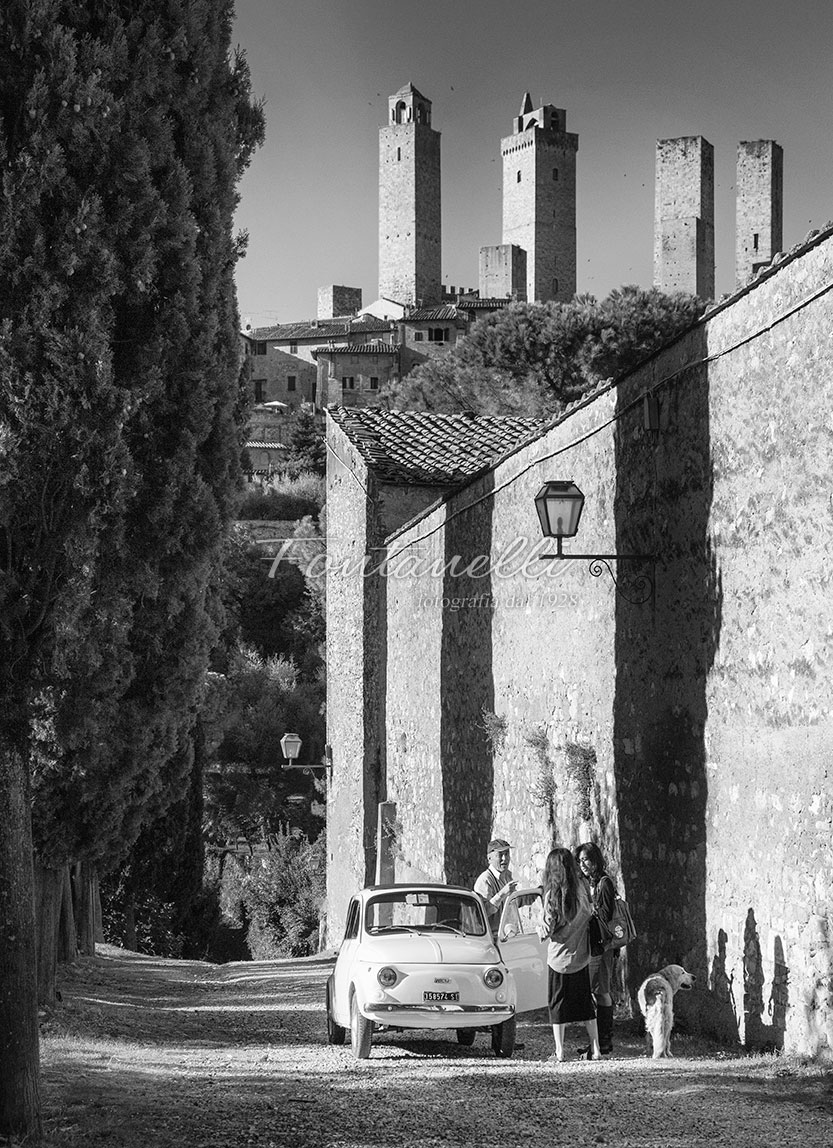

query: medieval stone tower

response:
[653,136,715,300]
[735,140,783,288]
[378,83,441,307]
[501,93,578,304]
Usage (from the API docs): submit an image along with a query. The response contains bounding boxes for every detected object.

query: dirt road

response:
[27,946,832,1147]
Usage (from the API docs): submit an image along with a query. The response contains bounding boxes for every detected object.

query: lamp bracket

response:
[540,539,655,605]
[282,745,333,773]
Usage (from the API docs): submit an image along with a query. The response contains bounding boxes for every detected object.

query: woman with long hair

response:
[538,846,601,1062]
[575,841,617,1055]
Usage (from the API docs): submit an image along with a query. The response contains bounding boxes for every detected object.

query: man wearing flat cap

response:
[474,838,517,932]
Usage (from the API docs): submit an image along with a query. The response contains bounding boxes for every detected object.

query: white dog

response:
[637,964,696,1059]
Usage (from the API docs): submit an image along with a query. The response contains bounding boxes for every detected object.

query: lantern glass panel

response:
[534,482,584,538]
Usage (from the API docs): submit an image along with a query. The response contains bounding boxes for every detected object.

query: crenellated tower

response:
[501,92,578,304]
[378,83,441,307]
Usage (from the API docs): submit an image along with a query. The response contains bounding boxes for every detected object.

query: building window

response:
[254,379,265,403]
[254,341,266,355]
[414,330,424,342]
[369,376,379,390]
[289,342,298,354]
[552,278,559,294]
[341,376,355,390]
[516,170,522,182]
[427,327,449,343]
[753,233,760,251]
[396,147,401,161]
[287,375,296,392]
[552,168,559,181]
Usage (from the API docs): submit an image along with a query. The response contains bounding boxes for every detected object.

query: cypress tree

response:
[0,2,263,1135]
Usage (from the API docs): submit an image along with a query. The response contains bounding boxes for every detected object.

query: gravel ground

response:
[25,946,832,1148]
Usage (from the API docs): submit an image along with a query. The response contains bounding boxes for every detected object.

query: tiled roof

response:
[403,305,462,322]
[312,341,398,358]
[248,317,395,341]
[458,298,513,310]
[328,408,544,485]
[245,440,286,450]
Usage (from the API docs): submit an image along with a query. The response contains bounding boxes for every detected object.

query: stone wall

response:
[370,231,833,1055]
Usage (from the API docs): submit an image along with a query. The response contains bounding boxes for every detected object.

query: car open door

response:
[496,887,548,1013]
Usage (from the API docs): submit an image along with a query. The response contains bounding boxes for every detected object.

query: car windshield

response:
[365,890,487,936]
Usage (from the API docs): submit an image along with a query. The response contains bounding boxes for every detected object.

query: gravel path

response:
[31,945,832,1148]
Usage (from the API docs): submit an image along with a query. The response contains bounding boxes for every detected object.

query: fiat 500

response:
[325,883,546,1059]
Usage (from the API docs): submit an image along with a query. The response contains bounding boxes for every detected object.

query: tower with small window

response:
[501,92,578,303]
[735,140,783,289]
[379,83,441,306]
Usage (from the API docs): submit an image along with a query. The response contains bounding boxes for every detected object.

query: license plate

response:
[423,991,460,1002]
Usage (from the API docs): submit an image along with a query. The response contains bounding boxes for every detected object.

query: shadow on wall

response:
[440,472,495,886]
[744,907,788,1051]
[612,325,723,1021]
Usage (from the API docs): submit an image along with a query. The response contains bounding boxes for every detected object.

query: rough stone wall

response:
[378,123,441,306]
[325,410,452,938]
[654,136,715,299]
[374,232,833,1054]
[735,141,783,288]
[247,346,315,407]
[502,123,578,304]
[479,244,527,301]
[317,285,362,320]
[316,350,396,408]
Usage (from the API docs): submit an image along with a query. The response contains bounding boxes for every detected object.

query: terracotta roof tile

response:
[328,407,543,485]
[249,317,395,341]
[312,340,398,358]
[403,305,462,321]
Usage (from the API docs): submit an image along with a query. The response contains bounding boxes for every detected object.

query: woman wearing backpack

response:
[576,842,616,1055]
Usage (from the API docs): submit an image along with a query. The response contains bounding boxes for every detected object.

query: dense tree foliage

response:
[0,2,262,1134]
[385,287,706,415]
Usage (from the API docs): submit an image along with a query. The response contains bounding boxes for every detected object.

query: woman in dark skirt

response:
[538,846,601,1062]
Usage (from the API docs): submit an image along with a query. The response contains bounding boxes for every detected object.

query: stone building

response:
[654,136,715,299]
[736,140,784,288]
[479,243,527,302]
[325,223,833,1056]
[378,83,442,307]
[501,93,578,304]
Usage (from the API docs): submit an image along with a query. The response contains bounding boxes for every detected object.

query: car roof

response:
[358,883,479,897]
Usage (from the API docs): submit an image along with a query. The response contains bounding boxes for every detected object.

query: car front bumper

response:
[362,1002,514,1029]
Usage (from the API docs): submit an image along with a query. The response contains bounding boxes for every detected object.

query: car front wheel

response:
[491,1015,516,1058]
[350,993,373,1059]
[326,980,346,1046]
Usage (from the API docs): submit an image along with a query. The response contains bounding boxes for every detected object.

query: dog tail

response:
[642,975,669,1011]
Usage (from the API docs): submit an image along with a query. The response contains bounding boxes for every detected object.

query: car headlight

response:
[483,967,504,989]
[377,966,398,988]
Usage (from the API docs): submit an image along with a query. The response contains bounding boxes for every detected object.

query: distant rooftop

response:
[248,316,395,341]
[328,407,544,486]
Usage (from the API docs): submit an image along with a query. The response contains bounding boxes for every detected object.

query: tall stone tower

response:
[501,93,578,304]
[378,83,441,307]
[654,136,715,300]
[735,140,783,288]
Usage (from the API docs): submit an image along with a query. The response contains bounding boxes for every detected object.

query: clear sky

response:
[232,0,833,327]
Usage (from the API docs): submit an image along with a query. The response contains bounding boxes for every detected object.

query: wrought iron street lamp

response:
[279,732,333,773]
[534,481,655,604]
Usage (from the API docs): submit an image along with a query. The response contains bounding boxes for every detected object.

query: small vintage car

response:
[325,882,547,1059]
